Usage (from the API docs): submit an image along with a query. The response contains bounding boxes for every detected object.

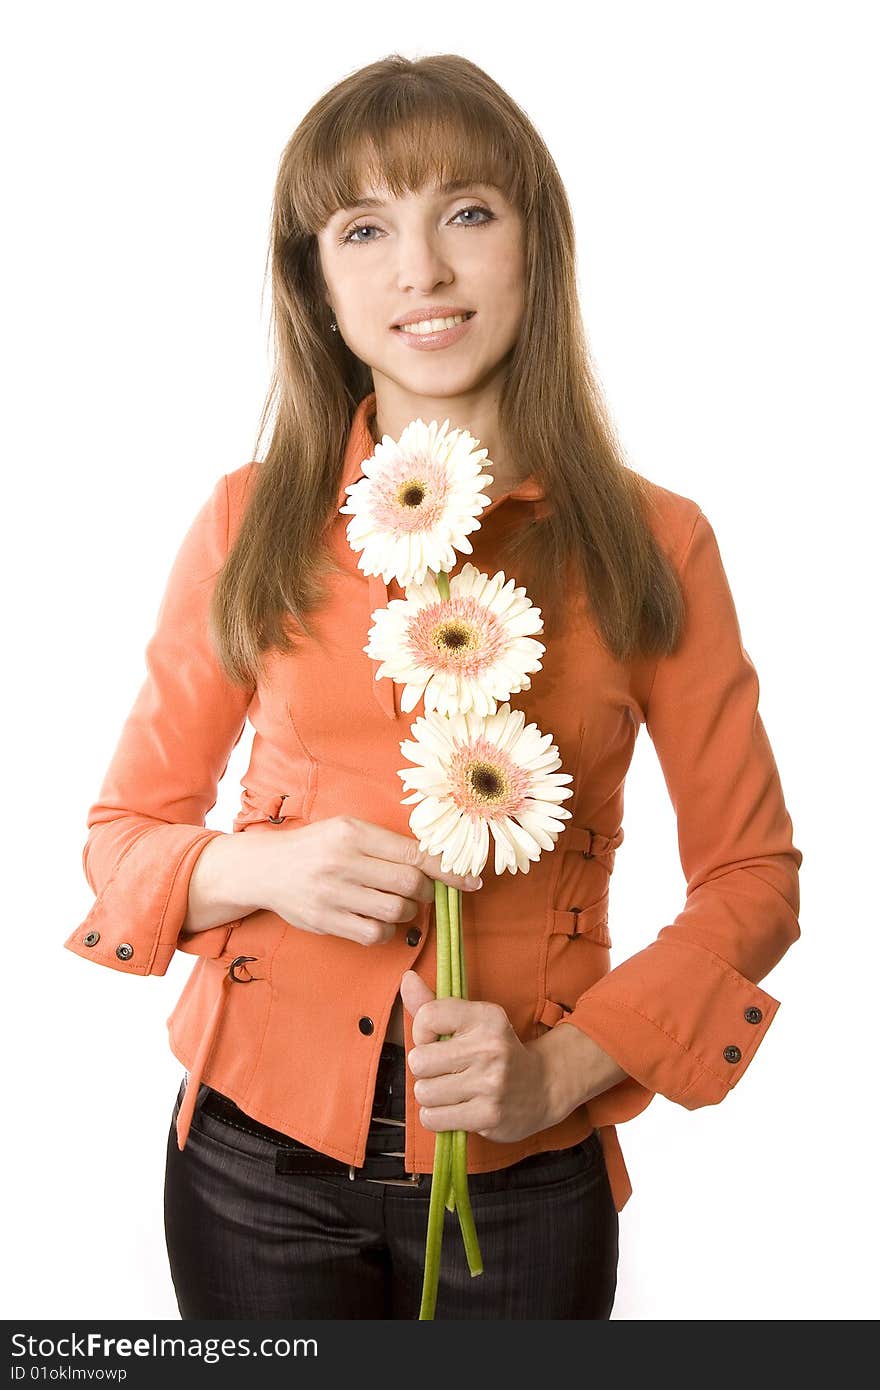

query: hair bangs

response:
[297,85,530,233]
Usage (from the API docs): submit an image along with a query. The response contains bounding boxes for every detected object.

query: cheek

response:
[492,243,526,309]
[339,271,385,313]
[498,271,526,334]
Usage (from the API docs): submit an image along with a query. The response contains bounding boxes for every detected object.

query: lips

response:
[392,312,477,351]
[391,309,476,329]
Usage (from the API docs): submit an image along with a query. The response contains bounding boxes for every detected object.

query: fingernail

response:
[465,875,482,889]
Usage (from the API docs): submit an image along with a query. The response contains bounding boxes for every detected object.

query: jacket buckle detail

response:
[237,789,302,827]
[228,954,259,982]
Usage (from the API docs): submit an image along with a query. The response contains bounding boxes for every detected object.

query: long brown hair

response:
[211,52,685,690]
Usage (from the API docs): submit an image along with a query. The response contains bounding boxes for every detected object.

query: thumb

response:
[400,968,435,1017]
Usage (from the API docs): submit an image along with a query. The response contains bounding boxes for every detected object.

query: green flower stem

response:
[418,877,453,1320]
[435,873,452,1000]
[458,891,469,999]
[418,1128,453,1320]
[447,883,483,1275]
[452,1127,483,1276]
[446,881,462,1223]
[449,883,463,997]
[445,882,461,1214]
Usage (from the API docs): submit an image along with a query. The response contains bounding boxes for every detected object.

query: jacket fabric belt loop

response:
[266,793,302,823]
[560,824,624,865]
[551,903,612,947]
[539,998,569,1028]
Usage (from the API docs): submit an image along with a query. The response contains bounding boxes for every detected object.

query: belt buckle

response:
[347,1161,423,1186]
[344,1167,422,1189]
[365,1172,423,1187]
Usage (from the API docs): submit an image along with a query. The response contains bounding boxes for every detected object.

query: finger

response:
[417,1095,491,1134]
[342,850,435,905]
[342,882,422,926]
[322,910,396,947]
[412,1069,475,1110]
[407,1037,470,1079]
[419,848,483,893]
[410,997,478,1047]
[346,819,483,893]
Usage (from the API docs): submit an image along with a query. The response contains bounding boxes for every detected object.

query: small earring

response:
[330,317,338,333]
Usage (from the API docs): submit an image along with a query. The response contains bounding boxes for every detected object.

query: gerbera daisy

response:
[339,417,494,586]
[398,703,573,876]
[365,562,546,718]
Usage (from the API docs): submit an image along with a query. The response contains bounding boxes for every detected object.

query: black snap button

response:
[83,931,100,947]
[723,1044,742,1064]
[116,943,134,961]
[358,1016,374,1035]
[406,928,422,947]
[744,1006,763,1024]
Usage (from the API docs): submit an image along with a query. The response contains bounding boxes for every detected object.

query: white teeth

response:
[399,313,471,335]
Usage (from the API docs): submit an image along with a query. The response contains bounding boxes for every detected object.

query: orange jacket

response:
[64,391,802,1213]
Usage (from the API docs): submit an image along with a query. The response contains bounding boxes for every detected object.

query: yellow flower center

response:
[467,761,509,805]
[434,621,477,654]
[398,477,427,508]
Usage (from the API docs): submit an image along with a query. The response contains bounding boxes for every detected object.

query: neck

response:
[366,378,523,495]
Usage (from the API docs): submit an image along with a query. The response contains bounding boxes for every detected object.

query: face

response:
[315,178,526,409]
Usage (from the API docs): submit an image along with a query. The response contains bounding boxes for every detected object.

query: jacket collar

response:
[337,392,548,722]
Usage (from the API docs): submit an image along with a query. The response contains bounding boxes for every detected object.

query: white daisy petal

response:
[365,565,546,727]
[339,417,496,587]
[397,705,574,878]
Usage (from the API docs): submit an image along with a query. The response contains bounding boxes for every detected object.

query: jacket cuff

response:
[559,937,781,1109]
[64,825,227,976]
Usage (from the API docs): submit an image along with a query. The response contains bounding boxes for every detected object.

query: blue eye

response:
[344,224,378,245]
[339,204,495,246]
[453,205,495,227]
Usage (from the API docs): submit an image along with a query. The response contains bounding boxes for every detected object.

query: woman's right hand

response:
[253,815,483,946]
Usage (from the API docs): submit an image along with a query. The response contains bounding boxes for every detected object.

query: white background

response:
[3,0,876,1322]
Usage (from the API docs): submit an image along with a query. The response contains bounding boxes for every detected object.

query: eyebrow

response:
[334,180,496,214]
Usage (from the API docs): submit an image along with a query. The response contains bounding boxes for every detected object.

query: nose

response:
[395,230,454,295]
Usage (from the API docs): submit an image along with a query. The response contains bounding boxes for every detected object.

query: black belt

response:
[198,1081,424,1187]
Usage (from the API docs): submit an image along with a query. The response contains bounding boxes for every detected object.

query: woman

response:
[65,53,802,1320]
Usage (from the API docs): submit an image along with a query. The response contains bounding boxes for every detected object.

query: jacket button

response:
[744,1006,763,1024]
[116,943,134,961]
[358,1016,374,1035]
[83,931,100,947]
[723,1044,742,1063]
[406,928,422,947]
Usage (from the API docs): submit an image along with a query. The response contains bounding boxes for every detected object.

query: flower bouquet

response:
[340,417,573,1318]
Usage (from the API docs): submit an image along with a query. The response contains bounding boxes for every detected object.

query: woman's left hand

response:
[400,970,561,1143]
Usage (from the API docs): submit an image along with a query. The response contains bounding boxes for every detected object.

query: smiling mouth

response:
[394,311,476,336]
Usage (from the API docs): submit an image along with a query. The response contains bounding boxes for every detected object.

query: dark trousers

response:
[164,1042,619,1320]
